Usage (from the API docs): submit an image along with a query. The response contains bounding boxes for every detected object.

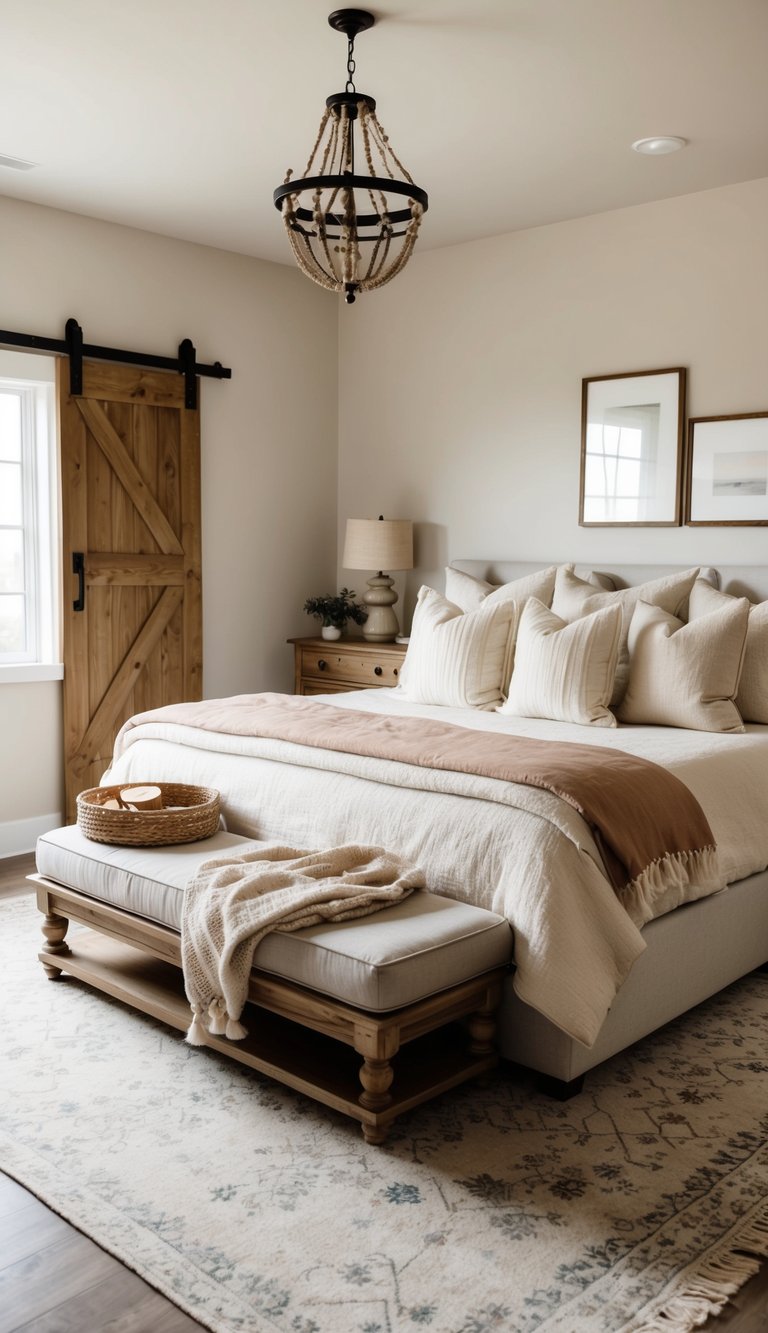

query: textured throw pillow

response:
[551,565,700,704]
[688,579,768,724]
[499,598,622,727]
[617,597,750,733]
[444,565,558,614]
[399,586,518,708]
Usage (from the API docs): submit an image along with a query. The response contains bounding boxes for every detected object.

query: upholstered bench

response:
[33,827,512,1144]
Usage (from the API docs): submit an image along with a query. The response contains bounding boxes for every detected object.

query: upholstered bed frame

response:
[450,560,768,1086]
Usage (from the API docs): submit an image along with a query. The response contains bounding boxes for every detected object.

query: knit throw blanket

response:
[181,843,424,1045]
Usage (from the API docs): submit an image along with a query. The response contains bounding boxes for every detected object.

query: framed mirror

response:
[579,368,686,526]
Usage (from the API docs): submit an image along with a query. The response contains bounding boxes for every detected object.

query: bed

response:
[100,561,768,1090]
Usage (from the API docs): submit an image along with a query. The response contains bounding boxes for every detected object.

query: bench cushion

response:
[36,827,512,1013]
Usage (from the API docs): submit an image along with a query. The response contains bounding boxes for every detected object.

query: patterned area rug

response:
[1,895,767,1333]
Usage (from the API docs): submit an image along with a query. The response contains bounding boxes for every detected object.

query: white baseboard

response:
[0,813,63,859]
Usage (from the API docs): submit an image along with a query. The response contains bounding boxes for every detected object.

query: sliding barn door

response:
[59,360,202,821]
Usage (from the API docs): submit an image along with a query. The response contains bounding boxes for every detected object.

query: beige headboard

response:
[450,561,768,603]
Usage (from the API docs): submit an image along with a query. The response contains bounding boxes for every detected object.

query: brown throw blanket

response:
[117,693,717,900]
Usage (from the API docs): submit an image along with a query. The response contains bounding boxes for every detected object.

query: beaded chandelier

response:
[273,9,428,305]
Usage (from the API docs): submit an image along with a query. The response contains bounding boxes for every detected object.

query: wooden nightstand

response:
[288,637,408,696]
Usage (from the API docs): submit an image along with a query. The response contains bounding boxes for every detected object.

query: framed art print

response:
[580,368,685,526]
[686,412,768,525]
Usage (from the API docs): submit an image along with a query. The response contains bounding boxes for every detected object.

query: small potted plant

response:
[303,589,368,641]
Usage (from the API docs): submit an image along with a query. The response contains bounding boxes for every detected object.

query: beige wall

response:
[0,194,338,848]
[338,177,768,619]
[4,176,768,849]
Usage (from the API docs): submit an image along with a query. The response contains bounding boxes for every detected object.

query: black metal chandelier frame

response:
[273,8,428,303]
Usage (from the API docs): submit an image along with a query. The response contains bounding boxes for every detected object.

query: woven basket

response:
[77,782,221,846]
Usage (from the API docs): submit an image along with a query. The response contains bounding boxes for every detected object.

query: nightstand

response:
[288,637,408,696]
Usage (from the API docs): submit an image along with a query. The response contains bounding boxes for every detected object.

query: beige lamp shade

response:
[342,517,413,642]
[342,518,413,573]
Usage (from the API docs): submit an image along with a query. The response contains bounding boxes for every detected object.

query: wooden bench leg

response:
[355,1023,400,1145]
[467,1002,497,1055]
[40,910,70,980]
[359,1060,394,1145]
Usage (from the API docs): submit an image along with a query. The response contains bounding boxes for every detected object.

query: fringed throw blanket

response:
[121,693,717,905]
[182,843,424,1044]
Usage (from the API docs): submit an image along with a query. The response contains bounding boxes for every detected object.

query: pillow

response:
[399,586,518,708]
[586,570,618,591]
[617,597,750,733]
[498,598,622,727]
[551,565,700,704]
[688,579,768,724]
[444,565,557,614]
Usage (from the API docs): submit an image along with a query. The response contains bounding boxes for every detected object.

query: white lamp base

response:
[361,574,400,642]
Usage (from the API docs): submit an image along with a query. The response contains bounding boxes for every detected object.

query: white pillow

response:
[499,598,622,727]
[688,579,768,724]
[399,586,518,709]
[617,597,750,733]
[444,565,557,614]
[551,565,700,704]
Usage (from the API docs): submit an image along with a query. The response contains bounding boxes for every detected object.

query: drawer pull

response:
[374,666,383,677]
[317,659,327,671]
[394,668,398,677]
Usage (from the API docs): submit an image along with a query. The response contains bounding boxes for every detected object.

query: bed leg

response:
[41,911,70,980]
[537,1073,585,1101]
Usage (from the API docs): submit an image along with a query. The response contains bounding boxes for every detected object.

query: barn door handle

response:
[72,552,85,612]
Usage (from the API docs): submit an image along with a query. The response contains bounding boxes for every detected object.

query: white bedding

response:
[105,689,768,1047]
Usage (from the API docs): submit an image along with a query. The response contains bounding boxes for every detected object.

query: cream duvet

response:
[105,688,768,1046]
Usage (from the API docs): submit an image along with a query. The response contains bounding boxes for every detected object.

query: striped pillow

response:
[499,598,622,727]
[399,586,517,709]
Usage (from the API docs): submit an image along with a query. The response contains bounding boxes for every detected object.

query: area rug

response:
[1,896,767,1333]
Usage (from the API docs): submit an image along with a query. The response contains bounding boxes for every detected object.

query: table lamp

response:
[342,516,413,642]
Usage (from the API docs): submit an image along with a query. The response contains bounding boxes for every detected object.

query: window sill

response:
[0,663,64,684]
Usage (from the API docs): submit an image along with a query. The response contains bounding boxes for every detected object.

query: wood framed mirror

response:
[579,367,686,526]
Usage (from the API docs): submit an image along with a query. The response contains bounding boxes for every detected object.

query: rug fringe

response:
[632,1204,768,1332]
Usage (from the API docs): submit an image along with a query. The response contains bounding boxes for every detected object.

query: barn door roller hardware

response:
[0,318,232,410]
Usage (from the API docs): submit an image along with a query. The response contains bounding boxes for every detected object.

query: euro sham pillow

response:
[444,565,558,614]
[617,596,750,733]
[498,597,622,727]
[551,565,700,704]
[688,578,768,724]
[399,586,518,709]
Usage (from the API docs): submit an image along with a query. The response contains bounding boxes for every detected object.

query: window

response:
[0,360,60,678]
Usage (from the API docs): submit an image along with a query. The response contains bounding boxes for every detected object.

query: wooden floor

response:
[2,853,767,1332]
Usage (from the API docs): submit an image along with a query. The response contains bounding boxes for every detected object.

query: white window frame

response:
[0,366,61,683]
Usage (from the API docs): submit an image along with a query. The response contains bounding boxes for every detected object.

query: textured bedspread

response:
[106,690,768,1046]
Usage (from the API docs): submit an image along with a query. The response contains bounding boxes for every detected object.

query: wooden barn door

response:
[59,360,202,821]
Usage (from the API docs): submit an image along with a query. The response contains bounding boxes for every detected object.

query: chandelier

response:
[273,8,428,305]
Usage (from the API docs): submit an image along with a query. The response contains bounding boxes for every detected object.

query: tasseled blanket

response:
[181,843,424,1045]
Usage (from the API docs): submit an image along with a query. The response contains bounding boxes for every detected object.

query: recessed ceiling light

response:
[631,136,687,156]
[0,152,37,171]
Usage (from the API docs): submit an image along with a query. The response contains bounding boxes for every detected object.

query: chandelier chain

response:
[345,36,357,93]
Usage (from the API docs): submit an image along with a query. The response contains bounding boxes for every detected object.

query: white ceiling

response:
[2,0,768,265]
